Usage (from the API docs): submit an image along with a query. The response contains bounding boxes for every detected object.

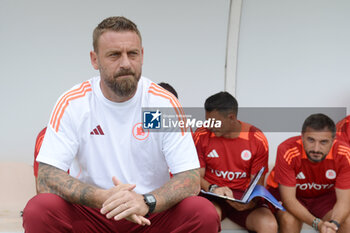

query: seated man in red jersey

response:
[336,115,350,145]
[266,113,350,233]
[194,92,278,233]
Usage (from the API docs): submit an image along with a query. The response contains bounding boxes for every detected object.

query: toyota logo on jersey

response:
[296,183,334,190]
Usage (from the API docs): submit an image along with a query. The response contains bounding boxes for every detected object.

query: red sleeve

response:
[193,128,207,168]
[250,130,269,175]
[274,142,297,187]
[335,143,350,189]
[34,127,47,177]
[336,116,350,145]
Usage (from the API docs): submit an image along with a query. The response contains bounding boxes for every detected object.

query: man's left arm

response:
[321,188,350,232]
[151,168,200,212]
[321,144,350,231]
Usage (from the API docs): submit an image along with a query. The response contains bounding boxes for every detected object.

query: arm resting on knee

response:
[151,168,200,213]
[37,162,106,208]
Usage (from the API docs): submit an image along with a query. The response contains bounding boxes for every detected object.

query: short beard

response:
[105,70,140,97]
[306,151,326,163]
[106,76,138,97]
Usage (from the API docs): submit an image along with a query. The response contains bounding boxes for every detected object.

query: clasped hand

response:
[319,221,338,233]
[100,177,151,226]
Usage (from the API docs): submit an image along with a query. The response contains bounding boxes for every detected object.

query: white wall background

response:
[0,0,229,163]
[236,0,350,165]
[1,0,349,165]
[237,0,350,109]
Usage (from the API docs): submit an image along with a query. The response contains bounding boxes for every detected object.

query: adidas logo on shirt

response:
[207,149,219,158]
[90,125,104,135]
[296,172,306,179]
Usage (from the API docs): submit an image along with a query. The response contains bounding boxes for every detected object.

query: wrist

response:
[143,193,156,216]
[208,184,219,192]
[312,217,321,231]
[95,188,108,208]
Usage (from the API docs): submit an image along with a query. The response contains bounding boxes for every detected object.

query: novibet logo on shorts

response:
[143,109,221,130]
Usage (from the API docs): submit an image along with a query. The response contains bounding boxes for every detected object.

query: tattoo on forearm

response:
[37,163,100,208]
[152,169,200,212]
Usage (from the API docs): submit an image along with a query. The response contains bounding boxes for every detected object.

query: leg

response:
[276,209,303,233]
[143,196,221,233]
[245,207,278,233]
[212,201,223,220]
[23,193,119,233]
[24,194,220,233]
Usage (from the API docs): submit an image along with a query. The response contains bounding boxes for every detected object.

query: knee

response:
[24,193,65,215]
[279,211,300,228]
[181,196,218,217]
[23,193,66,226]
[263,216,278,232]
[249,209,278,232]
[180,196,220,229]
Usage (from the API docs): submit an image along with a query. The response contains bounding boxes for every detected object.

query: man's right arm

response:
[200,167,212,192]
[38,162,150,225]
[195,132,233,196]
[37,162,107,208]
[279,184,318,227]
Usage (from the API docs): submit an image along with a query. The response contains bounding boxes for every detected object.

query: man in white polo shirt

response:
[23,16,220,233]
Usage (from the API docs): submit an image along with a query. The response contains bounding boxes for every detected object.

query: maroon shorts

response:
[23,193,221,233]
[267,186,336,218]
[201,192,270,230]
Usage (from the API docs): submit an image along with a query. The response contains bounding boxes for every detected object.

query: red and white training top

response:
[194,122,268,191]
[272,136,350,198]
[337,115,350,145]
[37,76,199,194]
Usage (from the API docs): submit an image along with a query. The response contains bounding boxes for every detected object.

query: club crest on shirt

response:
[241,150,252,161]
[325,169,336,179]
[132,123,150,140]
